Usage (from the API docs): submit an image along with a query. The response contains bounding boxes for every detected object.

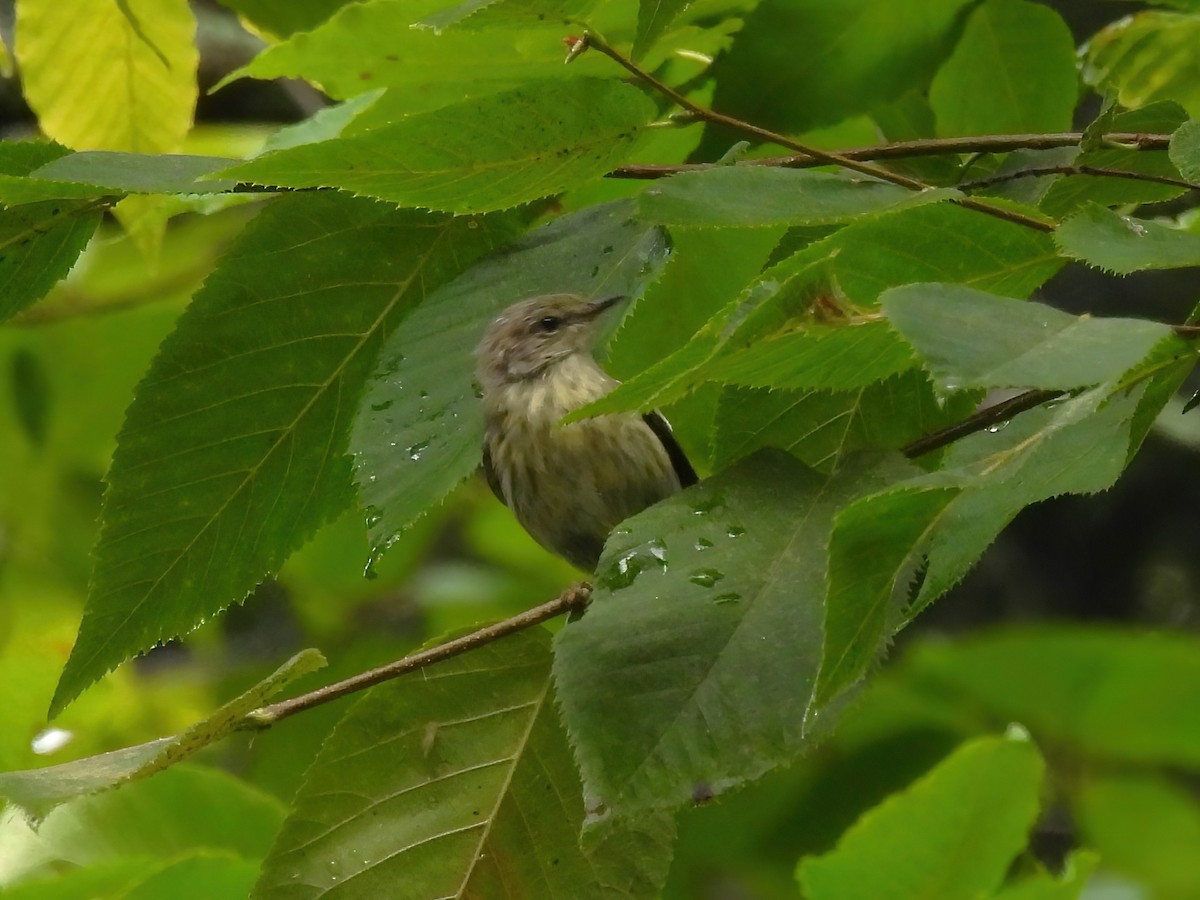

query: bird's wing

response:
[642,411,699,487]
[481,444,507,505]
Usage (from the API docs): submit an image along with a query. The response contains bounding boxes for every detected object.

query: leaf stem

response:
[903,390,1066,458]
[957,164,1198,193]
[240,584,592,728]
[580,31,1054,233]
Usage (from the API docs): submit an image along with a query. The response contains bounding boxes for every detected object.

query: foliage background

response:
[0,0,1199,898]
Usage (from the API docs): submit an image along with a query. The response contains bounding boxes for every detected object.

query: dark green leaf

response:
[0,201,101,322]
[52,194,509,715]
[911,627,1200,768]
[253,630,673,899]
[353,200,669,564]
[817,485,960,706]
[1169,118,1200,182]
[882,283,1174,393]
[705,0,973,136]
[797,734,1044,900]
[225,79,654,213]
[639,168,958,228]
[1056,203,1200,274]
[554,452,904,816]
[33,152,238,195]
[3,650,322,821]
[1040,103,1191,216]
[214,0,353,36]
[10,348,50,446]
[930,0,1077,136]
[709,372,971,473]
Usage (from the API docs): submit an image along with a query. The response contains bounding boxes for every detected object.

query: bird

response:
[475,293,698,571]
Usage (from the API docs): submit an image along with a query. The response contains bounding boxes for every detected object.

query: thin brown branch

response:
[903,390,1066,459]
[578,31,1054,233]
[240,584,593,728]
[608,132,1174,179]
[958,164,1198,193]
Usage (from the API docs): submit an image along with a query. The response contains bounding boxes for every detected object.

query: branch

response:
[240,583,593,728]
[609,133,1175,179]
[958,164,1198,193]
[902,389,1065,459]
[576,32,1054,233]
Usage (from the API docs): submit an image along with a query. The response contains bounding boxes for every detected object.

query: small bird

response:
[475,293,698,571]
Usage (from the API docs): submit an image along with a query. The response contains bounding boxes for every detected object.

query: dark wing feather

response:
[642,411,699,487]
[481,444,507,505]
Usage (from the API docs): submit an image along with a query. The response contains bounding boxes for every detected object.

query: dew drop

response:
[689,568,724,588]
[694,537,713,551]
[370,399,393,412]
[713,592,741,605]
[726,525,745,538]
[407,439,430,461]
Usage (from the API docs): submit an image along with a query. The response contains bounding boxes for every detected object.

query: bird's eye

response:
[536,316,561,333]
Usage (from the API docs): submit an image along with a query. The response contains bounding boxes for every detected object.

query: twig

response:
[958,164,1198,193]
[577,32,1054,233]
[608,133,1174,179]
[903,390,1065,459]
[240,584,593,728]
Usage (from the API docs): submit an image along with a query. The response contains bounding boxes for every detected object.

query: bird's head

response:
[475,293,624,388]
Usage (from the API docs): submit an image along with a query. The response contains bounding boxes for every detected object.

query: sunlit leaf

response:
[215,0,353,37]
[353,200,669,564]
[990,853,1097,900]
[1169,118,1200,182]
[633,0,694,60]
[15,0,197,153]
[797,734,1044,900]
[2,649,322,821]
[51,194,510,715]
[253,630,673,899]
[1056,203,1200,274]
[930,0,1077,136]
[225,79,655,213]
[1084,11,1200,117]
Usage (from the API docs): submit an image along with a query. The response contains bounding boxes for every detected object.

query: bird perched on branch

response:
[475,293,698,571]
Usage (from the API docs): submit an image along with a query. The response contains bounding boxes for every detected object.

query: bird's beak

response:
[582,295,626,319]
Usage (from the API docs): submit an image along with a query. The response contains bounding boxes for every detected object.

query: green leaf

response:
[930,0,1077,137]
[1076,774,1200,897]
[554,452,904,816]
[225,79,655,213]
[709,372,971,473]
[990,853,1097,900]
[905,386,1142,611]
[2,649,323,822]
[353,200,669,564]
[910,627,1200,769]
[252,630,673,899]
[0,202,101,322]
[705,0,974,136]
[15,0,197,153]
[816,486,960,706]
[1056,203,1200,274]
[0,153,239,207]
[633,0,694,60]
[1084,12,1200,117]
[797,734,1044,900]
[0,765,284,879]
[222,0,612,108]
[578,201,1060,423]
[882,283,1175,393]
[51,194,510,715]
[1169,118,1200,182]
[117,853,261,900]
[702,321,918,391]
[639,168,958,228]
[1039,103,1191,217]
[215,0,353,36]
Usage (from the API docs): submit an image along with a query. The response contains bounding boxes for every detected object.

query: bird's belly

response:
[491,414,680,569]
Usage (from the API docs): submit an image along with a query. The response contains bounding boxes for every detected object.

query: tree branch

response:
[609,132,1174,179]
[902,390,1066,459]
[957,164,1198,193]
[576,31,1054,233]
[240,583,593,729]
